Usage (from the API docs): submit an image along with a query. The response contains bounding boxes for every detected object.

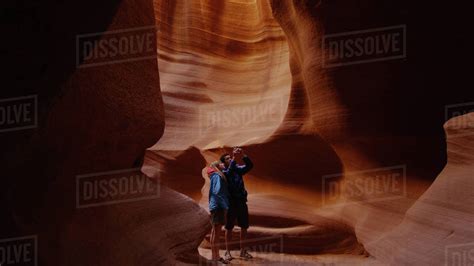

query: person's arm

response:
[227,158,238,172]
[211,173,229,210]
[225,149,239,173]
[210,173,221,196]
[216,192,229,210]
[236,155,253,175]
[234,149,253,175]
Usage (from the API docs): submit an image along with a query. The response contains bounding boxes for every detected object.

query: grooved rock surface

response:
[152,0,291,150]
[4,0,473,265]
[365,113,474,265]
[145,0,474,265]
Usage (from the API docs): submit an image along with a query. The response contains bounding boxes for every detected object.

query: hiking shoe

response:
[224,251,234,261]
[208,257,230,265]
[240,249,253,260]
[218,257,230,264]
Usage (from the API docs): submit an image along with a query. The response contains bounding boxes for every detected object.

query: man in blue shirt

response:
[220,147,254,261]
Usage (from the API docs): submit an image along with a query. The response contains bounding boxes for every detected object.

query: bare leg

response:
[240,228,247,252]
[225,229,232,253]
[215,225,222,259]
[210,226,217,260]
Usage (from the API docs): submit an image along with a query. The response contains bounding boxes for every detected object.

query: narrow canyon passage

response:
[143,0,370,262]
[143,0,474,265]
[4,0,472,265]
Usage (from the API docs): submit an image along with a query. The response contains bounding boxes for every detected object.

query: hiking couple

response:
[207,147,253,264]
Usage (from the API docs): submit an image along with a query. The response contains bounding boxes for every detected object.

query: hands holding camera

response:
[232,146,245,158]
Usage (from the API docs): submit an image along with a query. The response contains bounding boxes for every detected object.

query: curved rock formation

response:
[145,0,474,264]
[365,113,474,265]
[200,194,367,255]
[61,187,209,265]
[4,0,473,265]
[3,0,210,265]
[151,0,291,150]
[143,147,206,201]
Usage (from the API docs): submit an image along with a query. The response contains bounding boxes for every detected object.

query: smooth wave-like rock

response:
[199,194,367,255]
[145,0,473,264]
[61,187,210,265]
[5,0,473,265]
[143,147,206,201]
[151,0,291,150]
[364,113,474,265]
[2,0,210,265]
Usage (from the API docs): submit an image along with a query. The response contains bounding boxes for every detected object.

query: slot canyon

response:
[2,0,473,265]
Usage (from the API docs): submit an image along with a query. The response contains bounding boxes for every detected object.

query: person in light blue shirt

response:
[208,162,230,213]
[207,161,230,264]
